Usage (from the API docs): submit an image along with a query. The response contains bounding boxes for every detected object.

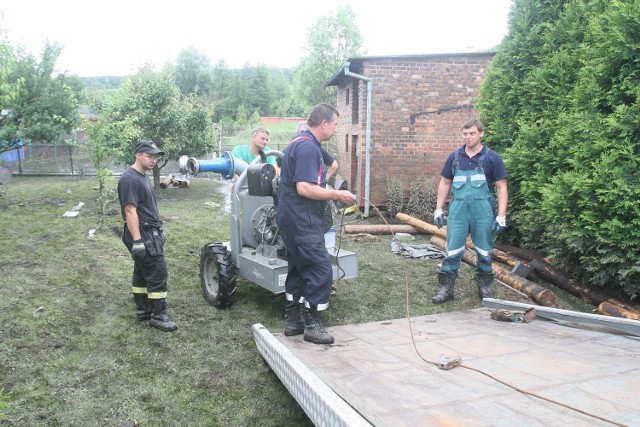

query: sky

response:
[1,0,513,77]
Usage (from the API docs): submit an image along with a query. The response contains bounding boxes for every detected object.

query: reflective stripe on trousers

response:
[440,167,494,275]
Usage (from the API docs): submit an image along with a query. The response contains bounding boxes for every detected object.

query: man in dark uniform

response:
[296,121,338,181]
[118,140,178,332]
[432,119,508,303]
[276,104,356,344]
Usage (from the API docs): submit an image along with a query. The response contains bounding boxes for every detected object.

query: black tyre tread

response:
[199,242,237,309]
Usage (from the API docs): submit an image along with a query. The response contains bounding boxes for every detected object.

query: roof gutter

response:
[342,62,372,217]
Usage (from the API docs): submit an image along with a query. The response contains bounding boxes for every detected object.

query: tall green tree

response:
[172,47,213,98]
[478,0,640,298]
[0,27,23,153]
[0,27,21,113]
[293,5,364,111]
[83,115,115,230]
[102,66,216,188]
[0,42,83,144]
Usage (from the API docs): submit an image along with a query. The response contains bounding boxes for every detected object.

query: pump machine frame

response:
[180,150,358,308]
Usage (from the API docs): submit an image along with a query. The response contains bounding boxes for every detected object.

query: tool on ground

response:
[490,307,536,323]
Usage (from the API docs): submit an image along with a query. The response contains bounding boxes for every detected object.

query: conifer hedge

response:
[478,0,640,298]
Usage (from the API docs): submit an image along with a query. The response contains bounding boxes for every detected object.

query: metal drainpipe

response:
[343,62,372,217]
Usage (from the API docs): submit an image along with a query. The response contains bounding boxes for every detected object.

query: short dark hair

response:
[462,119,484,132]
[307,103,340,128]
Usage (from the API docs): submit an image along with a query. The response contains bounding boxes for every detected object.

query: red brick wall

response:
[333,53,494,210]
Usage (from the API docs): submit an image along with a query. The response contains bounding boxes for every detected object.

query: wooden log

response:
[529,258,588,298]
[431,236,557,307]
[397,212,525,268]
[160,174,175,189]
[174,178,190,188]
[401,210,635,312]
[343,224,425,235]
[494,244,544,262]
[597,301,640,320]
[396,212,445,239]
[529,258,640,313]
[172,174,190,188]
[491,249,521,268]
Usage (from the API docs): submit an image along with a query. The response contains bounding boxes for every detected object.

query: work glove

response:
[492,216,507,234]
[434,209,445,229]
[131,239,146,260]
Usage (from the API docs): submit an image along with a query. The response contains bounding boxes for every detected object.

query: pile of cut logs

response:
[343,212,640,320]
[160,173,190,189]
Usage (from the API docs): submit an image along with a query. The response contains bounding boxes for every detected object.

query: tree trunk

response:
[153,165,161,190]
[431,236,557,307]
[343,224,424,235]
[529,258,640,313]
[494,244,544,262]
[491,249,522,268]
[597,301,640,320]
[396,212,445,239]
[397,212,524,268]
[160,174,174,189]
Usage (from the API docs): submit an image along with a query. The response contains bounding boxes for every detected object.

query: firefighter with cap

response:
[276,103,356,345]
[118,139,178,331]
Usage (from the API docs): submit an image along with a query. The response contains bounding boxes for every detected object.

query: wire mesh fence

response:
[0,138,336,178]
[0,144,184,177]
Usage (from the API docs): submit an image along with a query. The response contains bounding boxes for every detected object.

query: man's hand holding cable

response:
[131,239,146,260]
[434,209,444,229]
[335,189,356,205]
[492,216,507,234]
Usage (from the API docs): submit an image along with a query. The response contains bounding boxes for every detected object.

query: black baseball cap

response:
[135,140,165,156]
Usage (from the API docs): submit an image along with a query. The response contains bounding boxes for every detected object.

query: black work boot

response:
[284,304,304,336]
[133,293,152,321]
[149,299,178,332]
[476,273,494,300]
[432,272,456,304]
[303,308,334,345]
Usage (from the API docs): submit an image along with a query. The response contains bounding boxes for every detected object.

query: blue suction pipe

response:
[183,151,248,180]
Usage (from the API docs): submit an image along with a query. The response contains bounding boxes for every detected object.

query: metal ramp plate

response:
[252,324,372,427]
[255,308,640,426]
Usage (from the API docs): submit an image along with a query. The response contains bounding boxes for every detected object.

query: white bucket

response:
[324,227,336,249]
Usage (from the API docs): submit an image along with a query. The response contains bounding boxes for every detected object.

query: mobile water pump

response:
[180,150,358,308]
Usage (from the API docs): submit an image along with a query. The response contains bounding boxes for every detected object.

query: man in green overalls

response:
[432,119,508,303]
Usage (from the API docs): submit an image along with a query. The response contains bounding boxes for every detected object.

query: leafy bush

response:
[385,174,404,217]
[478,0,640,298]
[405,177,438,219]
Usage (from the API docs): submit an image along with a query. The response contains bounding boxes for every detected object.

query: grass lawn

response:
[0,175,593,426]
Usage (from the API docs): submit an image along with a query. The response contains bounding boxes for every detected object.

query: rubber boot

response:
[133,293,151,321]
[432,272,456,304]
[149,299,178,332]
[303,308,334,345]
[284,304,304,336]
[476,273,494,300]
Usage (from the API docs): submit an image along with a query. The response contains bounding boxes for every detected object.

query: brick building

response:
[326,52,495,216]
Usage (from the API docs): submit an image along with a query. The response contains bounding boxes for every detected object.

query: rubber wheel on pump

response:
[199,242,237,308]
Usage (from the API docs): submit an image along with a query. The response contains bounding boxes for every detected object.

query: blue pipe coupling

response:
[185,151,237,180]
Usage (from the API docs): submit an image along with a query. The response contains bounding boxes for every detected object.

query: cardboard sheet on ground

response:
[391,241,445,259]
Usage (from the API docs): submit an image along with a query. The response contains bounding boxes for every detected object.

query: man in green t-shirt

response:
[232,126,279,174]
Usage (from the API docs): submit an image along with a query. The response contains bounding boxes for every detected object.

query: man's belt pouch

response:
[141,227,164,256]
